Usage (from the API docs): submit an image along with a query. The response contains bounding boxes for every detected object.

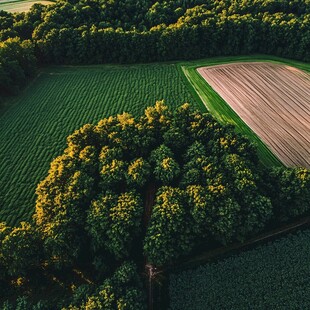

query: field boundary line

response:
[163,216,310,274]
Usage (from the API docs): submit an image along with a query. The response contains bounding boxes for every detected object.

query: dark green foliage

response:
[28,0,309,65]
[144,187,193,265]
[63,262,145,310]
[99,146,127,188]
[169,230,310,310]
[1,102,310,308]
[268,167,310,219]
[1,296,49,310]
[126,158,151,187]
[186,185,240,243]
[150,145,180,184]
[222,154,273,239]
[1,262,144,309]
[0,222,42,277]
[34,103,301,267]
[86,191,143,259]
[0,38,36,95]
[35,152,95,265]
[181,141,214,186]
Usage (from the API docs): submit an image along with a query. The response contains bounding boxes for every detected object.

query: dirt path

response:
[198,62,310,168]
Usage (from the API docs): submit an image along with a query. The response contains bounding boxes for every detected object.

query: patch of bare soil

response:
[198,62,310,167]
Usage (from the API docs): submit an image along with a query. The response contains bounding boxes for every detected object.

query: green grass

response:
[0,0,54,13]
[0,64,198,226]
[180,55,310,167]
[169,229,310,309]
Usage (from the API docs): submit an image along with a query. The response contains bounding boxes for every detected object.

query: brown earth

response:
[198,62,310,168]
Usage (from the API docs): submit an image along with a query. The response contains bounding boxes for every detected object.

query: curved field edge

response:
[179,55,310,167]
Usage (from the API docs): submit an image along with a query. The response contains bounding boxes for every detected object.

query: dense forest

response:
[1,103,309,308]
[0,0,310,98]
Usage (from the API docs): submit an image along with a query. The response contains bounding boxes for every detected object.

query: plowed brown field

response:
[198,62,310,168]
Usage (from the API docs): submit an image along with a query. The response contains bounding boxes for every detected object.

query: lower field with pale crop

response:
[0,0,54,13]
[169,229,310,309]
[198,62,310,168]
[0,64,197,226]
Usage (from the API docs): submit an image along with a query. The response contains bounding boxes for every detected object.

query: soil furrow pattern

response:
[198,62,310,168]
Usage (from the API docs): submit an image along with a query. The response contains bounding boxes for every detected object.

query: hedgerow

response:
[0,0,310,96]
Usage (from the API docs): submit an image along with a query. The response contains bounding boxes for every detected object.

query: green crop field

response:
[169,229,310,309]
[0,0,54,13]
[1,56,309,226]
[0,64,198,226]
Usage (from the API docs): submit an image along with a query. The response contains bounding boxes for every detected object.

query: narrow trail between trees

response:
[143,183,156,229]
[143,182,157,310]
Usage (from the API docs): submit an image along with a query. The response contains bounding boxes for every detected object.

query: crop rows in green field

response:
[169,229,310,309]
[0,64,197,226]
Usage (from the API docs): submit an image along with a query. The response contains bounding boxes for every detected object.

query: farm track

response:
[0,65,196,226]
[198,63,310,168]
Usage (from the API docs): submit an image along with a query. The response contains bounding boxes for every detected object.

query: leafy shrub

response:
[268,167,310,219]
[0,222,42,277]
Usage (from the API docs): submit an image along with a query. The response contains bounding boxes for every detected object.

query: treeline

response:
[0,0,309,97]
[1,103,309,308]
[0,37,36,97]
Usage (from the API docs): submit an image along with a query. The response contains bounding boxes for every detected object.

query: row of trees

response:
[0,37,36,97]
[32,10,310,64]
[0,0,310,98]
